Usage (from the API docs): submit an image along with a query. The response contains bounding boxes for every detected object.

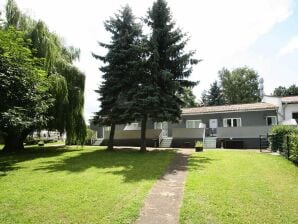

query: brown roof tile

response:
[182,102,277,115]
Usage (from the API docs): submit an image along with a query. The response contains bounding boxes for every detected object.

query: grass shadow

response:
[0,146,81,177]
[187,154,216,171]
[32,148,176,183]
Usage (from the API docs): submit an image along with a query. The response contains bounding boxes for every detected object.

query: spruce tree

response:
[201,81,225,106]
[132,0,198,151]
[93,6,143,151]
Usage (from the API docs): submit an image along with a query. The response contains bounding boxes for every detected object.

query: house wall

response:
[217,126,271,138]
[175,110,277,129]
[284,104,298,121]
[262,96,283,122]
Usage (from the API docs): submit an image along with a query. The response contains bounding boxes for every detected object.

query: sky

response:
[1,0,298,122]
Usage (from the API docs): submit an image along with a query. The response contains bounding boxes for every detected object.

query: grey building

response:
[90,102,278,149]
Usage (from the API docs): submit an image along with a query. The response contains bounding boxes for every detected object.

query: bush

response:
[85,128,96,145]
[270,125,298,152]
[289,134,298,164]
[195,141,203,148]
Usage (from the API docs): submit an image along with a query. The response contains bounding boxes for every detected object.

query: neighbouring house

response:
[262,95,298,125]
[90,102,280,149]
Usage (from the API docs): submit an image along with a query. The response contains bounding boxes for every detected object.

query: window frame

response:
[186,120,202,128]
[266,116,277,126]
[223,118,242,128]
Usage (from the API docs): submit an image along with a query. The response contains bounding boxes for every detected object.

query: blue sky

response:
[0,0,297,121]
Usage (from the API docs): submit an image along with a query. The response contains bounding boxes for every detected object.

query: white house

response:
[262,95,298,125]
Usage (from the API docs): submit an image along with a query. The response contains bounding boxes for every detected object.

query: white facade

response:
[262,96,298,125]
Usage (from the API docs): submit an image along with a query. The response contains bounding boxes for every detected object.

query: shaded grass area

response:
[0,146,176,224]
[180,150,298,224]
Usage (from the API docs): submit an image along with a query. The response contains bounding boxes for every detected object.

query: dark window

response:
[227,119,232,127]
[266,116,277,126]
[293,112,298,123]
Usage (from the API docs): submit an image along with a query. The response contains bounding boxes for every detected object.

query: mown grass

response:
[180,150,298,224]
[0,146,176,224]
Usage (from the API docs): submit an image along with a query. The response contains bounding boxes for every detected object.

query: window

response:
[124,122,139,130]
[154,122,163,129]
[293,112,298,123]
[186,120,201,128]
[223,118,241,127]
[266,116,277,126]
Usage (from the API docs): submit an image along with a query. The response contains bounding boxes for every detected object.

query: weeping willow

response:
[4,0,86,144]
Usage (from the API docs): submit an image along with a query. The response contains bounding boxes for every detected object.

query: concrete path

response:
[136,149,194,224]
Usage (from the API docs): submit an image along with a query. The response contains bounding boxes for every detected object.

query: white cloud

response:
[3,0,294,121]
[279,36,298,56]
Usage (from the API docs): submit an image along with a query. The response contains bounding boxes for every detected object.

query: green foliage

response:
[85,128,96,145]
[201,81,225,106]
[178,87,198,108]
[93,5,143,126]
[273,84,298,97]
[270,125,298,152]
[0,27,52,135]
[143,0,199,122]
[219,67,260,104]
[289,133,298,164]
[4,0,86,146]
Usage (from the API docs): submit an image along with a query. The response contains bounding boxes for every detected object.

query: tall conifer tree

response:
[131,0,198,151]
[93,6,143,151]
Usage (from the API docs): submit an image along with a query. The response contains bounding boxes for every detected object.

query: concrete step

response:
[204,137,217,148]
[160,137,173,148]
[92,139,104,146]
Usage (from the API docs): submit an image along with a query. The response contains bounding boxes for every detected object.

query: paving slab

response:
[136,148,194,224]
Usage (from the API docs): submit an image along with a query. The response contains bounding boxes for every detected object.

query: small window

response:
[186,120,201,128]
[266,116,277,126]
[293,112,298,123]
[223,118,241,127]
[154,122,163,129]
[124,122,139,130]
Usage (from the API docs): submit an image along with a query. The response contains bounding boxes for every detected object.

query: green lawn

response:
[0,146,175,224]
[180,150,298,224]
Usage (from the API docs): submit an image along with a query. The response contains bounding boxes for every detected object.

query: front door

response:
[154,122,168,137]
[209,119,218,136]
[209,119,218,128]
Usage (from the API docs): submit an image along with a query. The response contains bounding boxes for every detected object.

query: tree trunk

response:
[107,123,116,151]
[2,133,24,153]
[140,114,148,152]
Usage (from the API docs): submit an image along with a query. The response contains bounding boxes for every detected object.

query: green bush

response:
[289,134,298,164]
[85,128,96,145]
[270,125,298,152]
[195,141,203,148]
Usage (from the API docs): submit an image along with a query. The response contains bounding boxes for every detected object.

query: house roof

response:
[182,102,277,115]
[281,96,298,104]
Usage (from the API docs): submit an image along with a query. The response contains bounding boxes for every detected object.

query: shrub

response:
[289,133,298,164]
[85,128,96,145]
[270,125,298,152]
[195,141,203,148]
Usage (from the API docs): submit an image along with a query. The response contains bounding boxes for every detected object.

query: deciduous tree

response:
[219,67,260,104]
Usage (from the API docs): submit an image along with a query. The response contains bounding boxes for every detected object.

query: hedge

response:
[270,125,298,164]
[289,133,298,164]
